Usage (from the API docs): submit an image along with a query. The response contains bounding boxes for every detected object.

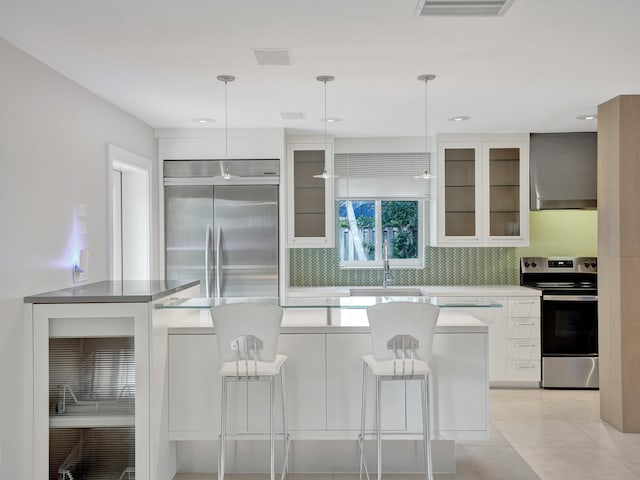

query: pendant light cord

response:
[314,76,335,179]
[224,79,229,164]
[324,79,327,151]
[217,75,235,177]
[424,78,428,165]
[417,74,436,175]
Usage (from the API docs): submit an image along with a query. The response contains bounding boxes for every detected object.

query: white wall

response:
[335,136,432,154]
[0,37,156,478]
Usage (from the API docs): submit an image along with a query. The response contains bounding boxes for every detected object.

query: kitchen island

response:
[161,296,491,476]
[24,287,491,478]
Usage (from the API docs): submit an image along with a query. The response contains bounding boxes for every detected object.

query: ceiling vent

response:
[280,111,306,120]
[415,0,516,16]
[253,49,292,66]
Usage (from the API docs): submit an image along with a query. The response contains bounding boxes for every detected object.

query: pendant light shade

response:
[217,74,238,180]
[313,75,336,180]
[414,74,436,179]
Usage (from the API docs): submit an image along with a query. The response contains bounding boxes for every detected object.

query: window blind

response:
[334,152,432,198]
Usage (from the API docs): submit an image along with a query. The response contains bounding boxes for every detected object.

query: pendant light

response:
[313,75,336,179]
[414,74,436,179]
[217,74,237,180]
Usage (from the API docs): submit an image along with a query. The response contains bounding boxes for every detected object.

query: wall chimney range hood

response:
[529,132,597,210]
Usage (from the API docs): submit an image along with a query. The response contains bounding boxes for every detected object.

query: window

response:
[338,199,423,268]
[334,151,430,268]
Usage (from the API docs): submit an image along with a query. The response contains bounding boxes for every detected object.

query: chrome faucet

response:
[383,239,392,287]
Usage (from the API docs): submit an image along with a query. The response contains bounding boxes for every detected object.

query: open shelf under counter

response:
[50,414,135,428]
[24,279,200,480]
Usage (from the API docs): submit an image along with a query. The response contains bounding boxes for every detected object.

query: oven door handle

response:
[544,295,598,302]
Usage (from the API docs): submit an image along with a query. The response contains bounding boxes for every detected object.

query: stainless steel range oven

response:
[520,257,598,389]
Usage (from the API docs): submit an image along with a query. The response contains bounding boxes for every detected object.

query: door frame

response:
[107,144,152,281]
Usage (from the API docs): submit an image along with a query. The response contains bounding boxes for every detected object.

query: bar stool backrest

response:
[366,302,440,362]
[211,303,284,363]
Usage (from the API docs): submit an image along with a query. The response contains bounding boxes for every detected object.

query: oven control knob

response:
[531,262,537,268]
[524,261,530,267]
[584,262,590,268]
[591,262,597,268]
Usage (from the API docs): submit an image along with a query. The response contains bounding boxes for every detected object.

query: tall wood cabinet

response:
[430,134,529,246]
[286,141,335,248]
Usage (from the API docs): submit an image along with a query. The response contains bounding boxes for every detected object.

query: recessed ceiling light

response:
[193,118,215,124]
[448,116,470,122]
[320,117,342,123]
[577,114,597,120]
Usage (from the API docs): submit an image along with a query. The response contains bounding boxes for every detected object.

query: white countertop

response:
[287,285,540,297]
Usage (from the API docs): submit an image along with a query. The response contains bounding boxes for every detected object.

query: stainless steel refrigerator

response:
[164,159,279,298]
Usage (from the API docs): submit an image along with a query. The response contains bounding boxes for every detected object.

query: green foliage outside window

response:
[339,200,419,263]
[382,201,418,259]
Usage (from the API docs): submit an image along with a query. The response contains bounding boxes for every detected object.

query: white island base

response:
[166,306,489,476]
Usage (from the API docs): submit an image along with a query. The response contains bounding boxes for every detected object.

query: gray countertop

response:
[24,280,200,304]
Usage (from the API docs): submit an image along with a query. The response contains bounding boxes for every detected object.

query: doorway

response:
[108,145,151,281]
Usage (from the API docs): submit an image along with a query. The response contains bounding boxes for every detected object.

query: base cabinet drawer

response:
[508,317,540,338]
[508,361,541,381]
[508,298,540,317]
[507,339,540,360]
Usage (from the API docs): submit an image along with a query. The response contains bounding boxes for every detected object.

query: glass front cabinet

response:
[431,134,530,246]
[286,141,335,248]
[25,302,151,480]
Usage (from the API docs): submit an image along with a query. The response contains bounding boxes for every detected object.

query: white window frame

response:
[338,199,425,269]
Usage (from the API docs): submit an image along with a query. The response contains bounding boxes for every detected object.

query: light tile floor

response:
[174,389,640,480]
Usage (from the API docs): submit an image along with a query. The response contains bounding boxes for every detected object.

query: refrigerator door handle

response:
[216,225,222,299]
[205,225,212,298]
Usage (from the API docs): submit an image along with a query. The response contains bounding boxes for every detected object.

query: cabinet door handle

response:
[515,300,535,304]
[514,365,536,369]
[514,322,535,326]
[515,343,535,348]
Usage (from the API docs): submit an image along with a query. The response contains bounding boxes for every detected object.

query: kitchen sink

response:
[348,287,423,297]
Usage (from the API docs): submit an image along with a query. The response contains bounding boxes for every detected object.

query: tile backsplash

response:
[289,246,519,286]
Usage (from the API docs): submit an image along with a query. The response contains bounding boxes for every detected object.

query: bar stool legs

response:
[218,370,290,480]
[376,376,382,480]
[359,362,369,480]
[218,377,227,480]
[421,375,433,480]
[358,367,434,480]
[280,364,290,478]
[270,375,275,480]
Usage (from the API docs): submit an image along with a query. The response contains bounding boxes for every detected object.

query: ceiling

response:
[1,0,638,138]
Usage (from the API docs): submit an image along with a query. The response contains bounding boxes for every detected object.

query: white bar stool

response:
[211,302,291,480]
[358,301,440,480]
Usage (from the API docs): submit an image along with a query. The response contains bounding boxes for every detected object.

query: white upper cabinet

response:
[286,141,335,248]
[430,134,530,246]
